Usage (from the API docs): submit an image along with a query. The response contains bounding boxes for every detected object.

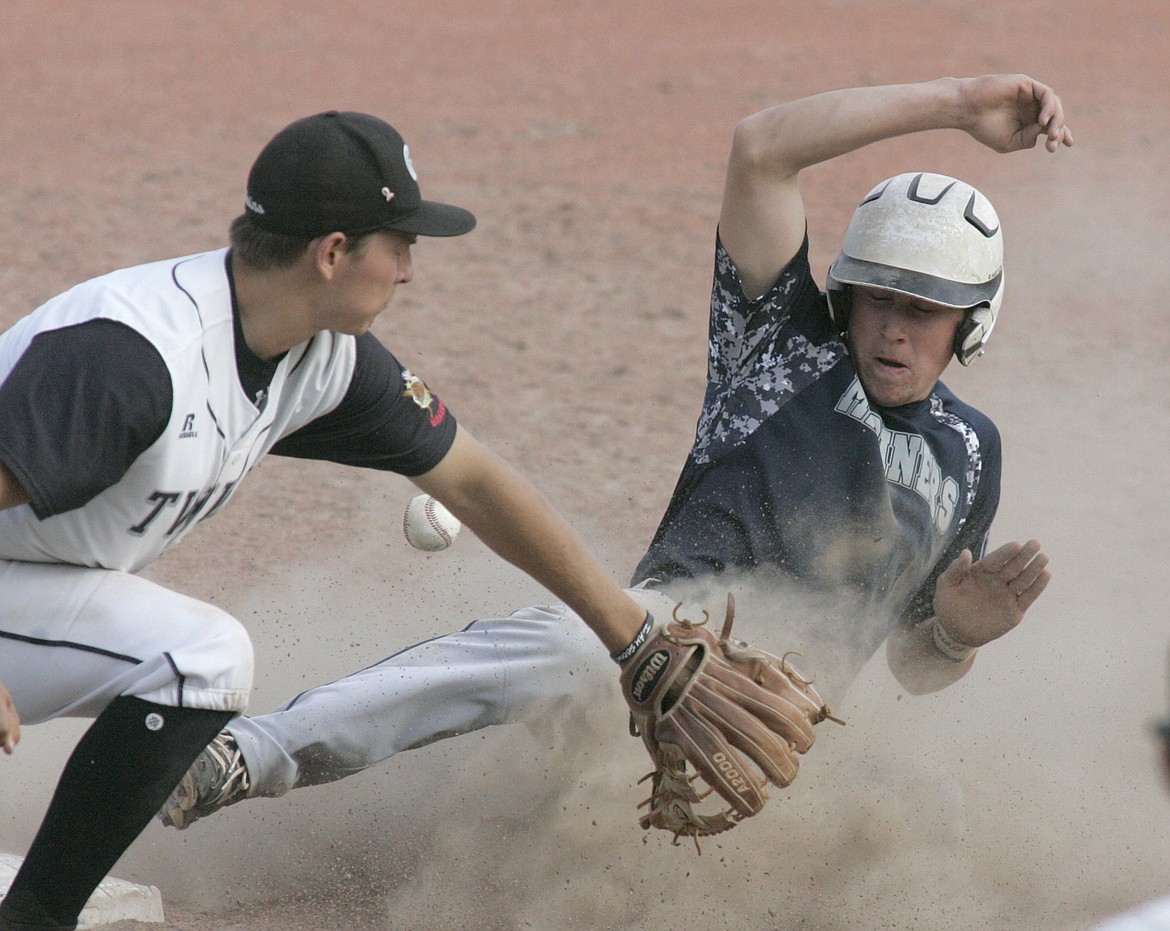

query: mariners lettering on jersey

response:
[834,376,959,533]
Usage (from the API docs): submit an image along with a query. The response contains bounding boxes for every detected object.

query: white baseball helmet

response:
[826,172,1004,366]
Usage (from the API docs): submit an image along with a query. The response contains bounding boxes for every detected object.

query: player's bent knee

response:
[200,609,255,699]
[155,605,255,713]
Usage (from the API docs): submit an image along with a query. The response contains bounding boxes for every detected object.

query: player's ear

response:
[311,232,349,281]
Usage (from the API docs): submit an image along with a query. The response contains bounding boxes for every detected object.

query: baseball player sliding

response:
[157,73,1067,838]
[0,112,802,929]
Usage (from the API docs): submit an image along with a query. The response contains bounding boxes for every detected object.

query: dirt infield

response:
[2,2,1169,929]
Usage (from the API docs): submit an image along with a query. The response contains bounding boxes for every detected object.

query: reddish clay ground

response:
[2,2,1169,929]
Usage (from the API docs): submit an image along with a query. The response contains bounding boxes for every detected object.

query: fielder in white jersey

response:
[160,74,1067,827]
[0,111,652,930]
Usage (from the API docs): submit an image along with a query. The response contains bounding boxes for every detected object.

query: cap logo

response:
[245,194,265,215]
[381,187,394,202]
[402,144,418,181]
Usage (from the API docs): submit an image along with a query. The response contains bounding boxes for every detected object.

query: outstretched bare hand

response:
[933,539,1051,648]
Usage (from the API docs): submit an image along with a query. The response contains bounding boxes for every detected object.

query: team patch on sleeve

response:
[401,369,447,428]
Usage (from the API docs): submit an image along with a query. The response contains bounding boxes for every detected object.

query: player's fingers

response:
[980,540,1026,572]
[1035,85,1060,127]
[1010,550,1050,595]
[1013,566,1052,612]
[1011,539,1045,572]
[941,548,974,583]
[991,539,1042,578]
[1032,83,1072,152]
[1044,123,1071,152]
[1043,115,1072,152]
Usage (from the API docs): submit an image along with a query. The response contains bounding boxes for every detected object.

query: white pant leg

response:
[0,560,254,722]
[229,604,611,797]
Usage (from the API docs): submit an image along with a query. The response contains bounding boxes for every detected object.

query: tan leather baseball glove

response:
[619,594,841,848]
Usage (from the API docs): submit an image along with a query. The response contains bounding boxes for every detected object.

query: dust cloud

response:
[57,521,1166,931]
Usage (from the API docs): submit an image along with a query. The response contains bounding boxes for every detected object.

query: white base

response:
[0,853,164,927]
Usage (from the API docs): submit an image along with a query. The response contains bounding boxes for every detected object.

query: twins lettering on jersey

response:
[128,482,238,538]
[834,377,959,533]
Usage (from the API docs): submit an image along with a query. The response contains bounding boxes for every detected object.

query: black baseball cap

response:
[244,111,476,238]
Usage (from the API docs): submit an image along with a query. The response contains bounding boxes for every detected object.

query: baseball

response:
[403,494,461,551]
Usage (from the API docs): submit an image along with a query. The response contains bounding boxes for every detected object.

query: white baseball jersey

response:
[0,249,355,572]
[0,246,455,719]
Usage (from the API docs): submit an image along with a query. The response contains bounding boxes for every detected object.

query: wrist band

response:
[612,612,654,664]
[931,617,976,663]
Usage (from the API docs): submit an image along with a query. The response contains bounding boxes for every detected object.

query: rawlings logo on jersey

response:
[402,370,447,427]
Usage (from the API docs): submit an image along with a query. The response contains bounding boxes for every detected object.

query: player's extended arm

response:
[410,426,646,654]
[886,540,1051,694]
[0,457,26,751]
[720,73,1072,300]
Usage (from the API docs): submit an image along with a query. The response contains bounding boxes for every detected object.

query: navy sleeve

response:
[0,319,172,518]
[707,232,835,387]
[270,332,457,476]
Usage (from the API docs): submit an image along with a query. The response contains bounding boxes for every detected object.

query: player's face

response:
[847,286,965,407]
[325,230,415,334]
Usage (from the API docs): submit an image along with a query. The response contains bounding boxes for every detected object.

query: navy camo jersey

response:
[633,233,1001,633]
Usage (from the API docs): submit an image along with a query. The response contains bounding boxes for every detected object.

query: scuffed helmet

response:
[826,172,1004,366]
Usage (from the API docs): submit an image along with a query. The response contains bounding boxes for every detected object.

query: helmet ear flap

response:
[825,282,851,332]
[954,305,994,367]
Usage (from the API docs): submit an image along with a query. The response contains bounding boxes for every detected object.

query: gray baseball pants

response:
[227,586,675,798]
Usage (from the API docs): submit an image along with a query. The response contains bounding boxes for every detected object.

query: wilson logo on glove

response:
[630,650,671,703]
